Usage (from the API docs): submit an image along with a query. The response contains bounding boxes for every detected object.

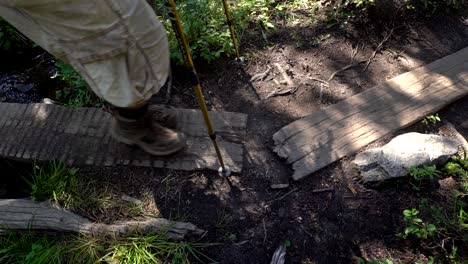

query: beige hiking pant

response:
[0,0,169,107]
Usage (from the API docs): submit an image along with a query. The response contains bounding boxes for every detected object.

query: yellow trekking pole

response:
[220,0,241,61]
[165,0,231,177]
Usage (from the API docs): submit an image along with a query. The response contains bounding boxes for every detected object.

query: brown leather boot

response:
[147,104,177,129]
[110,106,186,156]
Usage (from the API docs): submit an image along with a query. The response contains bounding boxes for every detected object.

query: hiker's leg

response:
[0,0,186,155]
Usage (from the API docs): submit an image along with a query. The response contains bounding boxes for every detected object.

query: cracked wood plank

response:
[272,46,468,181]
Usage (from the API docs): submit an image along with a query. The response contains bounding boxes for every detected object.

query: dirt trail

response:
[1,10,468,264]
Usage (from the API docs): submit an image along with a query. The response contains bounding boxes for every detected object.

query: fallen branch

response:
[0,199,204,240]
[250,66,271,82]
[264,87,297,99]
[327,60,367,82]
[274,63,294,86]
[326,42,365,82]
[267,188,299,205]
[364,27,396,71]
[306,76,329,85]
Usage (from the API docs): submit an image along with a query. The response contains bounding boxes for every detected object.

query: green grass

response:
[51,61,102,107]
[408,165,442,181]
[103,232,217,264]
[8,161,217,263]
[0,232,98,264]
[24,161,144,220]
[407,165,442,190]
[24,161,79,202]
[0,231,216,264]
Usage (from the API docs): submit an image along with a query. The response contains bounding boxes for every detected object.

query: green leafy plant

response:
[157,0,236,63]
[408,165,442,181]
[155,0,289,64]
[422,114,441,126]
[52,61,102,107]
[323,0,375,28]
[401,208,437,239]
[445,150,468,196]
[398,156,468,262]
[403,0,466,14]
[0,18,32,52]
[444,150,468,177]
[408,165,442,190]
[418,199,467,262]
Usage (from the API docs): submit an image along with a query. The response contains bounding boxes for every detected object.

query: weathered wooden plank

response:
[272,47,468,181]
[278,62,468,163]
[273,47,468,144]
[292,80,467,180]
[0,103,247,173]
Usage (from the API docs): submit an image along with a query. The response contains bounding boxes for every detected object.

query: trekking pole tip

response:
[218,166,232,177]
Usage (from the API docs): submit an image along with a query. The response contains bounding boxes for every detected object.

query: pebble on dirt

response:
[353,132,460,184]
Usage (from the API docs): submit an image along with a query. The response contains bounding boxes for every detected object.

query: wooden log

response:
[0,199,204,240]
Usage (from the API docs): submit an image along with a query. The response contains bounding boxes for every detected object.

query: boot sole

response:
[110,128,186,156]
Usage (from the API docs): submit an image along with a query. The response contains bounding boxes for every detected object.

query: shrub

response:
[408,165,442,181]
[0,18,31,52]
[52,61,102,107]
[403,0,466,14]
[401,208,437,239]
[155,0,278,64]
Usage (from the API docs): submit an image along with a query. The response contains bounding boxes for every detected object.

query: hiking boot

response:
[105,104,177,129]
[147,104,177,129]
[110,111,186,156]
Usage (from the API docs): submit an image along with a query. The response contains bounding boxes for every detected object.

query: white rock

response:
[354,132,459,183]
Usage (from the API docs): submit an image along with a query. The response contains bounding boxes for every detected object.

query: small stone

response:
[354,132,459,184]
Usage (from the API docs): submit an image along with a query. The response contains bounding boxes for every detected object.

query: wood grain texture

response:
[272,46,468,181]
[0,104,247,172]
[0,199,204,240]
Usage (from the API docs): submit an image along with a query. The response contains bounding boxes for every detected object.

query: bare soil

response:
[1,6,468,264]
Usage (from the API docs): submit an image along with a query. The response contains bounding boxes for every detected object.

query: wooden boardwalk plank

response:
[0,103,247,173]
[272,46,468,181]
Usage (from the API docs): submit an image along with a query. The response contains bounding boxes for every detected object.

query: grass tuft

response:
[0,231,216,264]
[25,161,144,221]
